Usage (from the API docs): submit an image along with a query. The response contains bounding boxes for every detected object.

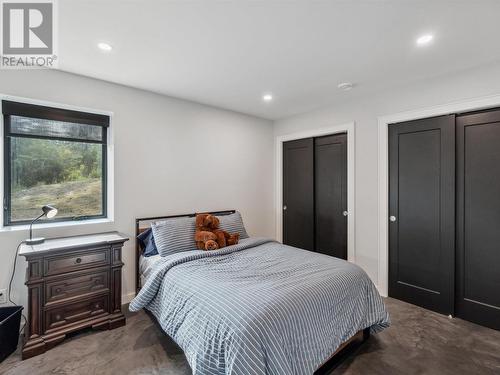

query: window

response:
[2,100,110,226]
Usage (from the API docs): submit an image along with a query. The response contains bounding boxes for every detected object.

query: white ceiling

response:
[59,1,500,120]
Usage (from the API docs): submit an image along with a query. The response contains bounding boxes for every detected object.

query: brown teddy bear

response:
[194,213,239,251]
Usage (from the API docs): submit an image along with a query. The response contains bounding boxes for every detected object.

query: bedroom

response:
[0,1,499,374]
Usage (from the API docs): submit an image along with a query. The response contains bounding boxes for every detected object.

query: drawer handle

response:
[55,314,61,320]
[75,258,82,264]
[56,288,61,293]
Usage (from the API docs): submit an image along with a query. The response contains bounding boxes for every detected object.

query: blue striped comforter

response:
[130,238,389,375]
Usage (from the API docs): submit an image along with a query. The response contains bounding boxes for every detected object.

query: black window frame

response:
[2,100,109,226]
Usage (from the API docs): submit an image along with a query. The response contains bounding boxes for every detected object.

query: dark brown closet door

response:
[314,134,347,259]
[456,109,500,330]
[283,138,314,251]
[389,116,455,315]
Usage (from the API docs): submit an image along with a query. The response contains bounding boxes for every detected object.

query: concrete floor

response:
[1,298,499,375]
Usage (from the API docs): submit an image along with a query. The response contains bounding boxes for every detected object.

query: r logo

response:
[2,2,53,55]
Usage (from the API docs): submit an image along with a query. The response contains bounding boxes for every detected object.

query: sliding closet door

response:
[314,134,347,259]
[389,116,455,315]
[456,109,500,330]
[283,138,314,251]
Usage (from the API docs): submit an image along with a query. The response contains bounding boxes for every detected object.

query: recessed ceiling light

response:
[262,93,273,102]
[337,82,354,91]
[416,34,434,46]
[97,42,113,51]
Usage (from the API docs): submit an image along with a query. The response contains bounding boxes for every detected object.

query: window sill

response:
[0,218,114,232]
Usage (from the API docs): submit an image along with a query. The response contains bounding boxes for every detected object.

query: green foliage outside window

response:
[11,138,102,190]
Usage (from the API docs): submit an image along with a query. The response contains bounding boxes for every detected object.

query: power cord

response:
[8,241,22,305]
[8,241,27,334]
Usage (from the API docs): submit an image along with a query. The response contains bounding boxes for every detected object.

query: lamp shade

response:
[42,205,58,219]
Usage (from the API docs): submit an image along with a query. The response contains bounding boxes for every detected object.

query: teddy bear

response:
[194,213,239,251]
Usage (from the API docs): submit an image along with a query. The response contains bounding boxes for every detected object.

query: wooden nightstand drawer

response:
[45,269,109,306]
[44,295,109,334]
[44,248,110,276]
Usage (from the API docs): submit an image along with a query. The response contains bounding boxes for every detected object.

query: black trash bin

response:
[0,305,23,362]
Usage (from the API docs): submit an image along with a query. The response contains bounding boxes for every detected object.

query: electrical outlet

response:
[0,288,7,304]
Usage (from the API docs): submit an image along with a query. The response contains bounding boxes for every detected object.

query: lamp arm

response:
[29,212,46,240]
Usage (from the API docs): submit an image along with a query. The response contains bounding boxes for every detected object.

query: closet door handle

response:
[390,216,397,222]
[283,205,287,211]
[342,211,348,217]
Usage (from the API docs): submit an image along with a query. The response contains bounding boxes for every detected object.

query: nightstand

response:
[19,231,129,359]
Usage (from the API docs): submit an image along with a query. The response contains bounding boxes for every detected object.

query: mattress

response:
[130,237,389,374]
[139,254,161,287]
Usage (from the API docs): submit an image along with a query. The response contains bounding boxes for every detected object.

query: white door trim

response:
[377,93,500,297]
[275,122,356,263]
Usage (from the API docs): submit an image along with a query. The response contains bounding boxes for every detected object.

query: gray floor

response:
[1,298,499,375]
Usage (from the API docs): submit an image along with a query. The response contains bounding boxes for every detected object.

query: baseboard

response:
[122,292,136,304]
[376,285,387,298]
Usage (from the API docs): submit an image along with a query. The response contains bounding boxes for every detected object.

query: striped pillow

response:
[151,216,197,257]
[217,211,249,239]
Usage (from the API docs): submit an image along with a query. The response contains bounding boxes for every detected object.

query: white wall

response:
[274,62,500,287]
[0,69,274,307]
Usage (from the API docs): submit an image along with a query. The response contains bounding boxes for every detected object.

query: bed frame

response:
[134,210,370,373]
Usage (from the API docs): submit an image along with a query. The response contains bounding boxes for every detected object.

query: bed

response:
[131,211,389,375]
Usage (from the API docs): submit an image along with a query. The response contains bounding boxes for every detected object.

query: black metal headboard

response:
[135,210,236,293]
